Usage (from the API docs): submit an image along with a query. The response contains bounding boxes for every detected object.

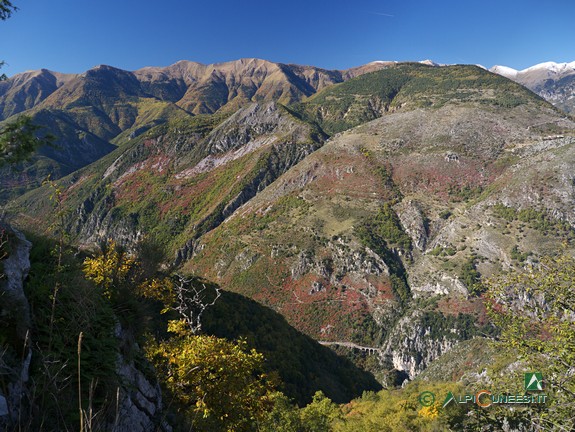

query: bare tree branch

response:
[172,274,221,334]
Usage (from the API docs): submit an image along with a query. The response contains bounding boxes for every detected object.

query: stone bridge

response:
[319,341,382,355]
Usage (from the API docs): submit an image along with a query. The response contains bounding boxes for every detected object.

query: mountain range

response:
[0,59,392,199]
[2,57,575,387]
[490,60,575,113]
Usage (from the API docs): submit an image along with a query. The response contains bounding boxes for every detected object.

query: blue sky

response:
[2,0,574,76]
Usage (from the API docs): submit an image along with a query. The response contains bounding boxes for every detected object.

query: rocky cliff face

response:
[0,225,170,431]
[0,224,32,429]
[533,75,575,114]
[381,311,471,378]
[395,200,428,252]
[0,225,32,336]
[112,324,171,432]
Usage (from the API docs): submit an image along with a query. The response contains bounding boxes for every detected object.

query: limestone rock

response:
[0,224,32,429]
[111,324,171,432]
[395,200,429,251]
[0,224,32,337]
[381,311,465,379]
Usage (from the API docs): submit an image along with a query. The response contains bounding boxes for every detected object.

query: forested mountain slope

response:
[9,63,575,382]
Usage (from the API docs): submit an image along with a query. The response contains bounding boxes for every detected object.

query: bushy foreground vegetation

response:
[0,234,376,431]
[3,229,574,431]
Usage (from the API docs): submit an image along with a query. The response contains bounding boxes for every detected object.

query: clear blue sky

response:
[2,0,574,76]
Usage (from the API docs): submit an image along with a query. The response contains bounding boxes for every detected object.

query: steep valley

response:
[3,59,575,429]
[185,99,575,377]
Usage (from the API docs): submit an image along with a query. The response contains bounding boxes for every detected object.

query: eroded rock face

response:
[395,200,428,251]
[290,242,390,283]
[0,224,32,429]
[113,345,172,432]
[381,311,463,378]
[0,225,32,337]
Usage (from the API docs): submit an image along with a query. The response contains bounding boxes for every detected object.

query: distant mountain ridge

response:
[2,57,574,201]
[0,58,391,121]
[5,58,572,128]
[490,61,575,81]
[490,61,575,113]
[0,58,390,198]
[0,68,76,119]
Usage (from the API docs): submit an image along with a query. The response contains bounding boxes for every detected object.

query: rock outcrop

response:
[381,311,468,378]
[0,225,32,337]
[112,324,171,432]
[395,200,429,251]
[0,225,171,431]
[0,224,32,429]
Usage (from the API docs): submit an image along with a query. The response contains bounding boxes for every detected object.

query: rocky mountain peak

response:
[489,65,518,79]
[490,60,575,113]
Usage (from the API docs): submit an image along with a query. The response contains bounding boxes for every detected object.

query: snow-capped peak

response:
[521,61,575,74]
[419,59,440,67]
[491,61,575,84]
[489,65,518,78]
[368,61,397,65]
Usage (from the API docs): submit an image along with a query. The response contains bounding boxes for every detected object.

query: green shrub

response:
[439,209,452,220]
[460,256,483,295]
[510,245,530,262]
